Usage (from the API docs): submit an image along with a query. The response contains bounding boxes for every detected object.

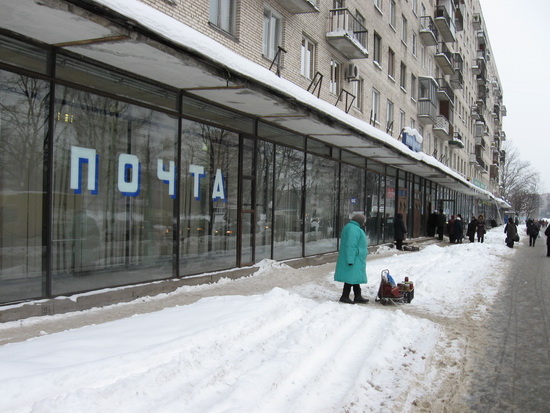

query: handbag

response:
[513,234,520,242]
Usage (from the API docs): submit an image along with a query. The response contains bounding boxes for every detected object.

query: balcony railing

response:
[434,115,452,139]
[419,16,438,46]
[326,8,368,59]
[436,77,455,103]
[272,0,319,14]
[449,131,464,149]
[418,99,437,125]
[434,5,456,43]
[435,42,454,75]
[450,53,464,89]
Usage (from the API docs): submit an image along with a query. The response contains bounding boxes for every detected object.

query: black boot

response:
[353,284,369,304]
[339,283,354,304]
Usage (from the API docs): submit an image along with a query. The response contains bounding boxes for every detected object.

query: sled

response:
[375,269,414,305]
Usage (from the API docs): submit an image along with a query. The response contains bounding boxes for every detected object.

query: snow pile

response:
[0,227,516,412]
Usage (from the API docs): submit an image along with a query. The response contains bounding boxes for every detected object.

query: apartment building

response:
[0,0,508,304]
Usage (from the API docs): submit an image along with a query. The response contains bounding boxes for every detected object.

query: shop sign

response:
[69,146,226,201]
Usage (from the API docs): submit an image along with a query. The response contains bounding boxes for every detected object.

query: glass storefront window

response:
[339,163,365,244]
[0,70,48,303]
[273,145,303,260]
[51,85,178,294]
[305,153,338,255]
[255,140,274,261]
[179,120,239,275]
[366,171,381,245]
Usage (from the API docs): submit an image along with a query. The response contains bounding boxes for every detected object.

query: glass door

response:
[238,137,256,266]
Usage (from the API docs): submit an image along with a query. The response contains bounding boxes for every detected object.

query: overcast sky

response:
[480,0,550,193]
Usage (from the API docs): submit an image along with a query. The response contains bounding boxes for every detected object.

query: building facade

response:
[0,0,507,305]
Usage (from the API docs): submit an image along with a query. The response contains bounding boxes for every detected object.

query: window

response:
[351,78,363,109]
[412,0,418,16]
[400,62,407,90]
[412,32,417,56]
[386,99,394,134]
[410,74,417,100]
[389,0,396,28]
[371,88,380,124]
[301,36,315,79]
[401,15,408,45]
[330,59,341,95]
[263,7,282,59]
[373,32,382,65]
[400,109,406,131]
[375,0,383,11]
[209,0,236,35]
[388,48,395,79]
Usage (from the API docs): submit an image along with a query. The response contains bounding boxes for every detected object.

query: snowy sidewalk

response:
[0,228,517,412]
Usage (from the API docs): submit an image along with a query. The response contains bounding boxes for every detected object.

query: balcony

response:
[419,16,438,46]
[500,130,506,141]
[272,0,319,13]
[475,121,488,138]
[450,53,464,89]
[477,31,487,47]
[418,99,437,125]
[434,5,456,43]
[472,13,482,31]
[470,152,488,173]
[475,136,487,149]
[435,42,454,75]
[436,77,455,103]
[501,105,507,116]
[449,131,465,149]
[470,105,481,119]
[490,163,499,180]
[434,115,452,139]
[326,8,369,59]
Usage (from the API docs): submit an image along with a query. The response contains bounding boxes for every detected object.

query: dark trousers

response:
[342,283,362,298]
[529,235,537,246]
[547,245,550,257]
[396,239,403,250]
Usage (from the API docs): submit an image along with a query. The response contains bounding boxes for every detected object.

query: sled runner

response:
[375,269,414,305]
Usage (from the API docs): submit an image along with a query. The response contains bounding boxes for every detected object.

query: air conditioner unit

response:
[346,63,360,80]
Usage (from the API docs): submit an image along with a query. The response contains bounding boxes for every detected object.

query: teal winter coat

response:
[334,220,368,284]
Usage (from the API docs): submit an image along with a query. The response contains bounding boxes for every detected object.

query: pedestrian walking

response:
[437,209,446,241]
[545,225,550,257]
[394,213,407,251]
[454,214,464,243]
[466,215,478,243]
[477,214,486,243]
[526,218,540,247]
[504,217,518,248]
[334,213,369,304]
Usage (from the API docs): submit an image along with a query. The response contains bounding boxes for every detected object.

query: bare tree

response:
[500,140,541,217]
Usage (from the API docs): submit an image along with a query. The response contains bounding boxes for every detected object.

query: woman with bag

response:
[477,214,486,243]
[504,217,518,248]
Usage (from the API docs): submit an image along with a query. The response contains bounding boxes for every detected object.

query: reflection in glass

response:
[305,153,338,255]
[52,86,177,294]
[255,140,274,261]
[0,71,48,303]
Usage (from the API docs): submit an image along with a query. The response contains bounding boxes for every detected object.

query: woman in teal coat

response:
[334,213,369,304]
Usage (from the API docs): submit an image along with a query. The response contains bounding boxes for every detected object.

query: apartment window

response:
[400,109,406,131]
[412,0,418,16]
[371,88,380,124]
[334,0,344,7]
[401,15,408,45]
[410,118,416,129]
[389,0,396,28]
[375,0,383,12]
[400,62,407,90]
[330,59,341,95]
[388,48,395,79]
[351,78,363,110]
[373,32,382,66]
[412,33,417,56]
[301,36,316,79]
[209,0,236,35]
[263,7,282,59]
[386,100,394,134]
[410,74,417,100]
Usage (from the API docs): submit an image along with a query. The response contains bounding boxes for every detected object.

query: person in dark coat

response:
[334,213,369,304]
[477,214,486,243]
[447,214,456,243]
[454,214,464,243]
[504,217,518,248]
[466,215,478,243]
[545,225,550,257]
[394,213,407,250]
[526,218,540,247]
[427,211,438,237]
[436,209,446,241]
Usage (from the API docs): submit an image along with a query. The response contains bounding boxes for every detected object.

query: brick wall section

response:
[136,0,503,195]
